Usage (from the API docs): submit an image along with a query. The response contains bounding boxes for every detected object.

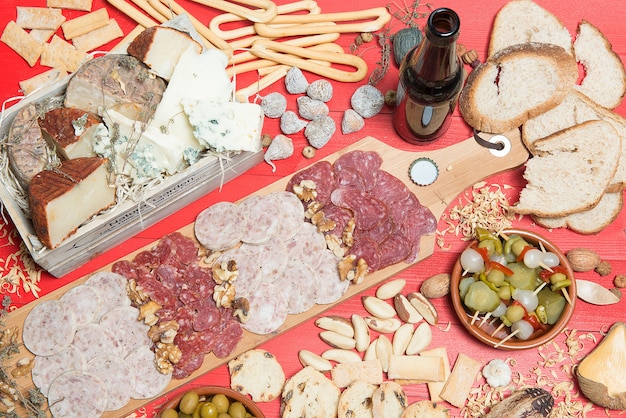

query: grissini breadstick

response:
[209,0,321,41]
[190,0,278,23]
[129,0,168,23]
[106,0,158,28]
[152,0,232,52]
[229,31,339,66]
[250,39,368,82]
[254,7,390,37]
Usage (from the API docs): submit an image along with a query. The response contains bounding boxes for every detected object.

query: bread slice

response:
[522,91,626,192]
[228,349,285,402]
[533,191,623,234]
[372,381,407,418]
[280,366,340,418]
[487,0,572,58]
[401,400,450,418]
[574,20,626,110]
[459,43,578,133]
[513,120,621,217]
[337,380,377,418]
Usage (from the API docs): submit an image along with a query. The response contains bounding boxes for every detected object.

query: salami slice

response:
[370,169,412,204]
[126,345,172,399]
[349,236,381,272]
[239,195,280,244]
[99,306,151,358]
[265,191,304,241]
[331,187,388,231]
[378,232,412,269]
[333,150,382,191]
[60,284,103,328]
[32,345,86,397]
[47,370,108,418]
[72,323,122,362]
[23,300,76,357]
[272,259,318,314]
[315,250,349,304]
[319,203,354,238]
[243,282,289,335]
[285,222,327,269]
[286,160,336,205]
[195,201,247,250]
[87,354,134,411]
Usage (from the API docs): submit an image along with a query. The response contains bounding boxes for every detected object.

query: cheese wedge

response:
[39,107,99,159]
[29,157,116,249]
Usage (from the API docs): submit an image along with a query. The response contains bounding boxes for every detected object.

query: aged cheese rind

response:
[29,157,116,249]
[127,26,203,81]
[7,103,48,189]
[63,54,166,117]
[39,107,100,159]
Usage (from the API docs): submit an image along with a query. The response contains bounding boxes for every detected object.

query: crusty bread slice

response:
[372,381,407,418]
[487,0,572,58]
[533,192,623,234]
[513,120,621,217]
[459,43,578,133]
[522,90,626,192]
[400,400,450,418]
[337,380,377,418]
[574,20,626,110]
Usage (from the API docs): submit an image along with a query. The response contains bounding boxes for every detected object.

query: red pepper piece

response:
[487,260,514,276]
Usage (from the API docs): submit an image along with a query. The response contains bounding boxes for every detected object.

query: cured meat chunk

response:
[72,323,122,362]
[331,187,388,231]
[126,346,171,399]
[333,150,382,191]
[195,201,247,250]
[349,236,381,272]
[285,222,327,269]
[213,319,243,358]
[286,160,336,205]
[319,203,354,238]
[87,354,134,411]
[272,259,318,314]
[334,166,366,190]
[60,284,103,327]
[99,306,151,358]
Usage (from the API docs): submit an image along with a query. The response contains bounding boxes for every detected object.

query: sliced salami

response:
[331,187,388,231]
[370,169,412,204]
[23,300,76,357]
[264,191,304,241]
[239,195,280,244]
[319,203,354,238]
[99,306,151,358]
[194,201,247,250]
[126,345,172,399]
[378,232,412,269]
[72,323,122,362]
[285,222,327,269]
[86,354,134,411]
[243,282,289,335]
[60,284,103,328]
[47,370,108,418]
[272,259,318,314]
[349,236,381,272]
[333,150,382,191]
[32,345,86,397]
[315,250,349,304]
[286,160,336,205]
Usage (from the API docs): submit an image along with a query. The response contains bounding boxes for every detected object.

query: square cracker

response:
[72,19,123,52]
[16,7,66,30]
[41,35,90,73]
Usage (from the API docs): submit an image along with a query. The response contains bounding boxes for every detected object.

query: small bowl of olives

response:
[159,386,265,418]
[450,228,576,350]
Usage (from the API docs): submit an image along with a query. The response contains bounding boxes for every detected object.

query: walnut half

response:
[155,342,182,375]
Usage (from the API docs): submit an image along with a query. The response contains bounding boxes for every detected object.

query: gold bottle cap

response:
[409,157,439,186]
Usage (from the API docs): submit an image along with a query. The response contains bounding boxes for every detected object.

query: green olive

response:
[486,269,505,286]
[179,414,193,418]
[217,413,231,418]
[228,402,246,418]
[505,304,525,324]
[549,272,567,285]
[179,391,200,415]
[211,394,230,413]
[200,402,218,418]
[160,409,179,418]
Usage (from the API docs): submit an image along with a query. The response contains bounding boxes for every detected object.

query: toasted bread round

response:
[281,366,340,418]
[229,349,285,402]
[372,381,407,418]
[401,400,450,418]
[460,43,578,134]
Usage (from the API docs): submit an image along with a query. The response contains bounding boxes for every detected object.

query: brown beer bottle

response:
[393,8,463,144]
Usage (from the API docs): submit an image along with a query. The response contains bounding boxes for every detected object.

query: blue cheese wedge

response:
[182,99,264,153]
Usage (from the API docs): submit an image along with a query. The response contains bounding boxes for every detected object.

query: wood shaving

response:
[437,182,517,250]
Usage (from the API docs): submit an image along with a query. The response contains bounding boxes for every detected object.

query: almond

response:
[298,349,333,372]
[351,314,370,353]
[364,317,402,334]
[362,296,397,319]
[566,248,601,272]
[320,330,356,350]
[375,278,406,300]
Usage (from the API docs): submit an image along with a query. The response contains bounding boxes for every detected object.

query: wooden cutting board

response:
[5,130,529,417]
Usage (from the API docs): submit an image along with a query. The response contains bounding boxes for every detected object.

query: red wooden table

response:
[0,0,625,417]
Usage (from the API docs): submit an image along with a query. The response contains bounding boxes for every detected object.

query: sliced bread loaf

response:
[574,20,626,110]
[459,43,578,133]
[513,120,621,217]
[522,90,626,192]
[533,192,623,234]
[487,0,572,58]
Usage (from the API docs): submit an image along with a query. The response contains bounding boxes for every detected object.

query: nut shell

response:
[566,248,601,272]
[420,274,450,299]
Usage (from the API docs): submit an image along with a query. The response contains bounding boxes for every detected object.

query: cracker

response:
[16,6,66,30]
[47,0,93,12]
[40,35,89,73]
[1,21,44,67]
[439,352,482,409]
[229,349,285,402]
[72,18,123,52]
[62,8,109,40]
[29,29,55,44]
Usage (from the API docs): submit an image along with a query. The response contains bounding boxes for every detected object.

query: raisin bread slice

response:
[512,120,621,217]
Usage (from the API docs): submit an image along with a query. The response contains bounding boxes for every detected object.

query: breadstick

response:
[129,0,169,23]
[209,0,321,41]
[106,0,158,28]
[254,7,390,37]
[190,0,278,23]
[250,39,368,82]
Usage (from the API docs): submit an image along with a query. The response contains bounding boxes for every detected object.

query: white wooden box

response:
[0,79,263,277]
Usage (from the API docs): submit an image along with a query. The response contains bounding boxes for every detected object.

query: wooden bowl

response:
[450,228,576,350]
[159,386,265,418]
